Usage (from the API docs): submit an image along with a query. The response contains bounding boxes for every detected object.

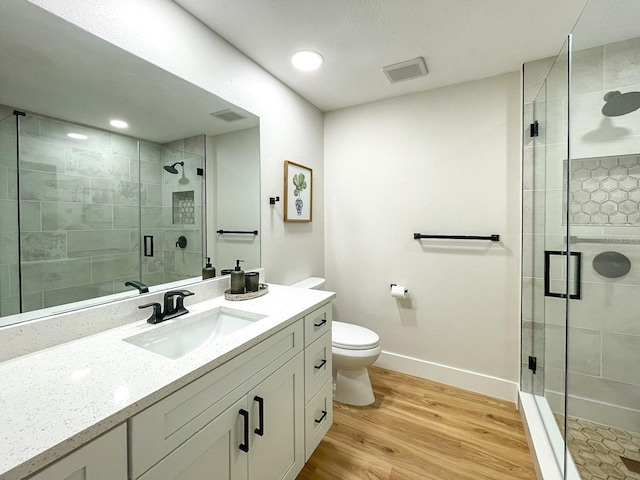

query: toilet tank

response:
[289,277,325,290]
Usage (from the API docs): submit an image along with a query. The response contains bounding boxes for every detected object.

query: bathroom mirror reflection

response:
[0,1,260,327]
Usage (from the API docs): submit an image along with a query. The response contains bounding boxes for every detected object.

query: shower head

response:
[163,161,184,174]
[602,90,640,117]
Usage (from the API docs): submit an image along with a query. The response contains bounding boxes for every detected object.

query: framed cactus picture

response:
[284,160,312,222]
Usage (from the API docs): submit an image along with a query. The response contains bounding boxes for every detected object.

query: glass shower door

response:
[144,135,205,287]
[525,37,572,475]
[542,38,572,475]
[17,112,143,311]
[564,0,640,476]
[0,109,19,320]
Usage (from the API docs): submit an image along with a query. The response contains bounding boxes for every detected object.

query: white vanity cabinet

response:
[27,424,127,480]
[0,288,337,480]
[136,355,303,480]
[129,315,309,480]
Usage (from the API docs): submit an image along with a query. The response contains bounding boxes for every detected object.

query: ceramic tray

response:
[224,283,268,301]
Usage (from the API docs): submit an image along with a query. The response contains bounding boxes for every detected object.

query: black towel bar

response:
[216,229,258,235]
[413,233,500,242]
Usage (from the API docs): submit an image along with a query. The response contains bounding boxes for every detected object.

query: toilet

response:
[290,277,381,406]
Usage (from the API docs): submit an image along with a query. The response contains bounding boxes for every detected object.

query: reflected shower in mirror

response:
[0,1,260,327]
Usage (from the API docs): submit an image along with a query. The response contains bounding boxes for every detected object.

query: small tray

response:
[224,283,268,301]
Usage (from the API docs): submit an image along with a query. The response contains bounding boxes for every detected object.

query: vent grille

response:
[210,108,247,122]
[383,57,428,84]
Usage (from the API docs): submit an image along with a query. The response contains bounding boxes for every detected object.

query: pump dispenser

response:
[202,257,216,279]
[230,259,245,294]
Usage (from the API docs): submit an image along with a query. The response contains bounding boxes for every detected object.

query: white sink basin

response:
[124,307,266,359]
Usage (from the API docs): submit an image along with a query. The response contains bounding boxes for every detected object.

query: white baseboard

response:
[375,350,519,403]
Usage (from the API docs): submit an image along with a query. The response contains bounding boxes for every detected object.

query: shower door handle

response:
[544,250,582,300]
[143,235,154,257]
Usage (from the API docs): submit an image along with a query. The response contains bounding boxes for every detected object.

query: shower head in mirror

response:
[601,90,640,117]
[163,161,184,174]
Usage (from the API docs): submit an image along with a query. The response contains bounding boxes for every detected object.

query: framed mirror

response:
[0,1,260,327]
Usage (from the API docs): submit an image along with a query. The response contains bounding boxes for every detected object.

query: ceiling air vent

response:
[210,108,247,122]
[382,57,428,84]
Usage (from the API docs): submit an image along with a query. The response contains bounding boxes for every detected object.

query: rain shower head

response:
[163,161,184,174]
[602,90,640,117]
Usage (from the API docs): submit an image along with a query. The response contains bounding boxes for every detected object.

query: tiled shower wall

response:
[157,135,204,284]
[0,107,204,316]
[523,36,640,433]
[17,112,147,312]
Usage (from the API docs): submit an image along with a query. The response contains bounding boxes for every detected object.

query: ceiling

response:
[175,0,590,111]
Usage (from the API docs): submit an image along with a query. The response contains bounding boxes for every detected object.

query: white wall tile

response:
[602,332,640,385]
[604,37,640,90]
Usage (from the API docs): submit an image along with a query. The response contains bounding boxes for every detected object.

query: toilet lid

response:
[332,321,380,350]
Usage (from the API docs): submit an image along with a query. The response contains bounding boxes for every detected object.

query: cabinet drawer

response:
[304,378,333,462]
[304,331,332,401]
[304,303,332,347]
[28,424,127,480]
[129,320,303,479]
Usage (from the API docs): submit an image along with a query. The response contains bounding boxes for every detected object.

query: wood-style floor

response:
[297,366,536,480]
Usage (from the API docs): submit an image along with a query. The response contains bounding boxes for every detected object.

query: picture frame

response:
[284,160,312,222]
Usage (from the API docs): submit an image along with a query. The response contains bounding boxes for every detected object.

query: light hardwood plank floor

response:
[297,366,536,480]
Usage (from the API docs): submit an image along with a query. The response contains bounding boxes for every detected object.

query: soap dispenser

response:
[202,257,216,279]
[230,259,245,294]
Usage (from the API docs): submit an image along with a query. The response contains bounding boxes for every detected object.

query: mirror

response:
[0,1,260,327]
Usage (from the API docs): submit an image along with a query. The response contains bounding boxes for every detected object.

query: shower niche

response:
[567,154,640,226]
[172,191,196,225]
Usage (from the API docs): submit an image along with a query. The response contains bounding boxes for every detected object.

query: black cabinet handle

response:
[314,318,327,328]
[314,410,328,424]
[254,396,264,436]
[239,409,249,452]
[314,359,327,370]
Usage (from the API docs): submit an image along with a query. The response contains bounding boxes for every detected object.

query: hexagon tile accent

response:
[556,413,640,479]
[172,191,195,225]
[570,155,640,225]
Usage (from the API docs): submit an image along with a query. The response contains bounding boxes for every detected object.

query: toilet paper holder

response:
[390,284,408,294]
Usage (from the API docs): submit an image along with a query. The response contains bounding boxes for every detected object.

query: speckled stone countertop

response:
[0,284,335,480]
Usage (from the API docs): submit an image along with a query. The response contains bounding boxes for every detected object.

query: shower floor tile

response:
[557,414,640,479]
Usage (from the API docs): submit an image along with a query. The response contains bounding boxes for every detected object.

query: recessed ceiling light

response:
[67,133,88,140]
[110,119,128,129]
[291,50,324,71]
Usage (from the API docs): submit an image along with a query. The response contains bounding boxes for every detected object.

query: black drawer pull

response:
[314,410,328,424]
[239,409,249,452]
[313,318,327,328]
[254,396,264,436]
[314,359,327,370]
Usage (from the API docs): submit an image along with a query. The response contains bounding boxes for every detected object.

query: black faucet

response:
[125,280,149,294]
[139,289,194,324]
[163,290,195,320]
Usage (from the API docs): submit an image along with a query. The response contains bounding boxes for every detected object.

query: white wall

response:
[207,127,261,270]
[28,0,325,285]
[324,73,522,401]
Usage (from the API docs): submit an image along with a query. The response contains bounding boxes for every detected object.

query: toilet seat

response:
[332,321,380,350]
